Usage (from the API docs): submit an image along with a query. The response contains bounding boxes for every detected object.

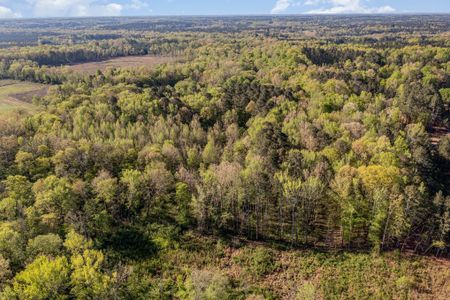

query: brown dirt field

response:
[0,80,18,87]
[11,86,49,103]
[65,55,177,74]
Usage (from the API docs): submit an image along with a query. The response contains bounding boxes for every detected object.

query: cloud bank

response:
[0,0,398,18]
[271,0,293,14]
[305,0,395,14]
[0,0,154,18]
[0,5,21,18]
[30,0,123,17]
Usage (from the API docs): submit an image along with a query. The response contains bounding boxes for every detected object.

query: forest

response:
[0,15,449,299]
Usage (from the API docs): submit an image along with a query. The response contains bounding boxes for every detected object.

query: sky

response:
[0,0,449,18]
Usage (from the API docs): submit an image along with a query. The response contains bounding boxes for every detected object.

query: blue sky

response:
[0,1,449,18]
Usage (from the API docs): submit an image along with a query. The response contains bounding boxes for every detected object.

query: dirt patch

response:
[11,86,49,103]
[0,80,17,87]
[65,55,177,75]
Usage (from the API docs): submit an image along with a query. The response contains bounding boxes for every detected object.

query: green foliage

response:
[70,250,115,299]
[0,254,11,289]
[178,269,231,300]
[0,176,32,221]
[0,224,24,269]
[235,247,278,279]
[63,229,94,254]
[26,234,63,259]
[175,182,193,226]
[11,256,70,300]
[296,282,316,300]
[32,176,77,230]
[317,253,422,299]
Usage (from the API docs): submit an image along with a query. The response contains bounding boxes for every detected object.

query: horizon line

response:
[1,12,450,21]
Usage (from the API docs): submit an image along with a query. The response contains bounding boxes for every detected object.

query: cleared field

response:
[65,55,177,74]
[0,80,47,115]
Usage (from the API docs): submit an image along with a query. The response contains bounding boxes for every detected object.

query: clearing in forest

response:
[64,55,177,74]
[0,80,47,115]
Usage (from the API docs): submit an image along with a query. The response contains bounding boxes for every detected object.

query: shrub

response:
[12,256,70,299]
[235,246,278,279]
[26,233,63,259]
[178,268,231,300]
[296,282,316,300]
[0,255,11,287]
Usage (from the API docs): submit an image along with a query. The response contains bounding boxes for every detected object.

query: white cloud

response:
[129,0,148,10]
[103,3,123,15]
[30,0,123,17]
[304,0,321,5]
[306,0,395,14]
[127,0,152,13]
[0,5,21,18]
[271,0,293,14]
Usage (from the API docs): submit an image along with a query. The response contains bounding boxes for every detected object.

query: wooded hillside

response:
[0,15,449,299]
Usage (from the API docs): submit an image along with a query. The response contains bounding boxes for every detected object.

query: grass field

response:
[0,80,47,115]
[64,55,177,75]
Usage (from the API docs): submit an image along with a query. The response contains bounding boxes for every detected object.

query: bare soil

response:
[11,86,49,103]
[65,55,177,74]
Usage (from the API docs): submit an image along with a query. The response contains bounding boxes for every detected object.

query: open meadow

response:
[0,80,46,114]
[62,55,177,75]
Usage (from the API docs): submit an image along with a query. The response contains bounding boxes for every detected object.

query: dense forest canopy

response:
[0,15,449,299]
